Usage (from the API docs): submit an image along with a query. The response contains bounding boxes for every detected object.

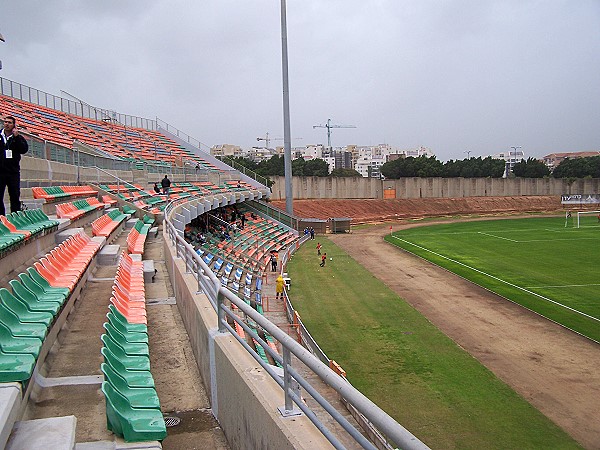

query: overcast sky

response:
[1,1,599,161]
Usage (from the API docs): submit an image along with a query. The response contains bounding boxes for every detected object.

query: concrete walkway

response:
[10,224,228,449]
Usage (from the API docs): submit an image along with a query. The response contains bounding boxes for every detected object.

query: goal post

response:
[576,210,600,228]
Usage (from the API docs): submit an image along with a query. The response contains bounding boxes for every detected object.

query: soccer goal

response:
[576,210,600,228]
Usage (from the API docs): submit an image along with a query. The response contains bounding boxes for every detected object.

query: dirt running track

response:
[276,198,600,449]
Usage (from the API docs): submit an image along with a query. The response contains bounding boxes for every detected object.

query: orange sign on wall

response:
[383,188,396,199]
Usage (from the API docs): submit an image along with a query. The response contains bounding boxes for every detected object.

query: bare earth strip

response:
[328,222,600,449]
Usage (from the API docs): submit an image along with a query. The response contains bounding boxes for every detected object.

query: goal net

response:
[576,210,600,228]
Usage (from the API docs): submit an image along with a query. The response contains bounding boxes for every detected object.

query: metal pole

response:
[510,146,521,173]
[280,0,293,215]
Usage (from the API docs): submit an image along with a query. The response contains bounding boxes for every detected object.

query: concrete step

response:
[6,415,76,450]
[0,383,21,450]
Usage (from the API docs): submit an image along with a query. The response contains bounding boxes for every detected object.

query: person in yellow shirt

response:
[275,274,285,300]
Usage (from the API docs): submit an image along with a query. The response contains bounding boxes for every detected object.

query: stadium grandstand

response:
[0,77,429,449]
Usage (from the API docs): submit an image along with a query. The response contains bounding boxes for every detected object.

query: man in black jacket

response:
[0,116,28,215]
[161,174,171,195]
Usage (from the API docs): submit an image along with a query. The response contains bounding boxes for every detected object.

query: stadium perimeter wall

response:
[270,176,600,200]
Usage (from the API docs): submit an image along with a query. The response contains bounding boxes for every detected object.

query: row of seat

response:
[91,209,128,238]
[55,197,105,220]
[126,220,150,255]
[0,232,100,382]
[101,253,166,442]
[32,185,97,201]
[0,209,59,257]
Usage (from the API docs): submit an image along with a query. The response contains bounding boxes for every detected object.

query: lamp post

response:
[280,0,293,215]
[464,150,471,159]
[510,146,522,173]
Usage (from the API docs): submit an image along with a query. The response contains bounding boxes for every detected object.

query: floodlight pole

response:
[280,0,293,215]
[510,146,521,173]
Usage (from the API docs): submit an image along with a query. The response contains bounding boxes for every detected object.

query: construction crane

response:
[313,118,356,149]
[256,132,302,149]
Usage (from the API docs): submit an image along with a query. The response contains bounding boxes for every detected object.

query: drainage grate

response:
[164,415,181,427]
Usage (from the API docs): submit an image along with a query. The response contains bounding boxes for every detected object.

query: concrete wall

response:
[269,176,600,200]
[163,236,333,450]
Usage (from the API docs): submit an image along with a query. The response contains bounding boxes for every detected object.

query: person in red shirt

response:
[320,252,327,267]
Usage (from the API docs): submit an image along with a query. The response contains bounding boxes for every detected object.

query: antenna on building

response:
[313,118,356,149]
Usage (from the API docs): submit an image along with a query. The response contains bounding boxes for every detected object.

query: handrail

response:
[164,199,429,450]
[94,166,137,193]
[218,155,272,188]
[248,199,298,230]
[1,76,156,130]
[156,117,212,153]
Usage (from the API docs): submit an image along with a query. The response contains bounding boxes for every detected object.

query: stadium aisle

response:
[16,222,228,448]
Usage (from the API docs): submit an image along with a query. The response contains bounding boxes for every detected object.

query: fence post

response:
[217,291,226,333]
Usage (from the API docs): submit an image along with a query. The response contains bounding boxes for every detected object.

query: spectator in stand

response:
[161,175,171,195]
[270,253,278,272]
[275,274,285,300]
[240,213,246,229]
[153,182,161,194]
[0,116,28,215]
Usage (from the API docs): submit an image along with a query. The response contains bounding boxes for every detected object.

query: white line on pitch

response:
[477,232,518,242]
[392,236,600,323]
[525,283,600,289]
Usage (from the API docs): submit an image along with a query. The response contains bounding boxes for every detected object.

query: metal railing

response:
[1,76,156,130]
[19,130,206,183]
[218,155,272,189]
[164,200,429,450]
[156,118,212,153]
[248,199,298,229]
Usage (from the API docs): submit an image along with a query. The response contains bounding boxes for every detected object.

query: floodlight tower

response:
[280,0,293,215]
[510,145,522,172]
[313,118,356,149]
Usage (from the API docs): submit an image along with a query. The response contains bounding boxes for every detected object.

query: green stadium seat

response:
[17,272,67,304]
[0,299,47,340]
[26,267,71,298]
[101,347,155,388]
[0,321,43,357]
[100,335,150,371]
[0,349,36,382]
[101,381,166,442]
[107,306,148,334]
[101,363,160,409]
[102,324,149,355]
[9,280,62,315]
[0,288,54,327]
[105,317,148,344]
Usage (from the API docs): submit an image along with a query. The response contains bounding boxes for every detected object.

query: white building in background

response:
[236,142,435,177]
[493,148,525,172]
[210,144,242,158]
[491,148,526,178]
[351,145,434,177]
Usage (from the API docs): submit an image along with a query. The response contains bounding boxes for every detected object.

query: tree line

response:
[223,154,600,179]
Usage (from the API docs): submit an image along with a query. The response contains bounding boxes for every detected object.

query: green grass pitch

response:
[287,234,582,449]
[385,216,600,342]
